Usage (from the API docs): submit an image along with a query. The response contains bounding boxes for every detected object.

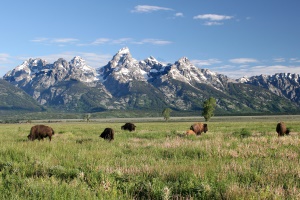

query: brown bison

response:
[100,128,114,141]
[121,123,136,132]
[185,130,196,136]
[190,123,208,135]
[276,122,290,137]
[27,125,55,141]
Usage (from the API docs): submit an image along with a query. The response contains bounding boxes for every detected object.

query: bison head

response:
[286,128,290,135]
[27,134,33,141]
[203,124,208,133]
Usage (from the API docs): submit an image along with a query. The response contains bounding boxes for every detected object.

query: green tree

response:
[162,108,172,121]
[84,113,91,123]
[202,97,217,121]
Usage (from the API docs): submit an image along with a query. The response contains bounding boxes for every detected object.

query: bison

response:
[190,123,208,135]
[27,125,55,141]
[121,122,136,132]
[185,130,196,136]
[276,122,290,137]
[100,128,114,141]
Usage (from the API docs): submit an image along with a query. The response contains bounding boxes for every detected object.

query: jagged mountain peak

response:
[3,47,300,114]
[15,58,47,71]
[149,56,156,60]
[27,58,48,66]
[3,58,48,81]
[238,72,300,105]
[70,56,85,65]
[99,47,148,83]
[174,57,195,71]
[69,56,95,72]
[272,72,300,80]
[53,58,69,70]
[141,56,165,68]
[117,47,130,55]
[146,56,160,64]
[109,47,136,69]
[177,57,190,64]
[236,76,249,83]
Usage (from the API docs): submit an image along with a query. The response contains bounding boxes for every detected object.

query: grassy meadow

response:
[0,117,299,199]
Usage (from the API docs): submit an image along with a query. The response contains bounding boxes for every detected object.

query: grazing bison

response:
[100,128,114,141]
[27,125,55,141]
[190,123,208,135]
[276,122,290,137]
[121,122,136,132]
[185,130,196,136]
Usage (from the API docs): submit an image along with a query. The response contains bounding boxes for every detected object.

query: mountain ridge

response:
[2,47,300,114]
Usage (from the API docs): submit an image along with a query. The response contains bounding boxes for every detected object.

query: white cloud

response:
[191,59,221,66]
[175,12,184,17]
[131,5,173,13]
[250,65,300,75]
[51,38,79,43]
[204,21,223,26]
[87,38,171,46]
[290,58,300,63]
[111,38,133,44]
[91,38,111,45]
[229,58,258,64]
[0,53,10,62]
[194,14,234,26]
[137,39,172,45]
[33,37,171,47]
[31,37,79,45]
[194,14,233,21]
[31,37,49,43]
[273,58,285,63]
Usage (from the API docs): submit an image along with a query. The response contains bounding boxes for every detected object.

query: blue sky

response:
[0,0,300,78]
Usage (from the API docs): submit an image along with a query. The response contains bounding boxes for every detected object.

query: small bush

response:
[232,128,252,138]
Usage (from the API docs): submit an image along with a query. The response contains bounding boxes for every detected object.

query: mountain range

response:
[2,47,300,115]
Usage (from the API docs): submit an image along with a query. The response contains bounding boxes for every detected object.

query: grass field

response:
[0,116,299,199]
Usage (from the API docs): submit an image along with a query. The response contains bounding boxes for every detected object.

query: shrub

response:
[232,128,252,138]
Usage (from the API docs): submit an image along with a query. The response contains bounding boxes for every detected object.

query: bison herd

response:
[26,121,291,142]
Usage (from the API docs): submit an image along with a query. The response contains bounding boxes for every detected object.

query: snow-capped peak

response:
[70,56,84,64]
[177,57,193,66]
[117,47,130,55]
[178,57,189,62]
[237,76,249,83]
[143,56,161,66]
[12,58,48,75]
[69,56,92,71]
[148,56,156,61]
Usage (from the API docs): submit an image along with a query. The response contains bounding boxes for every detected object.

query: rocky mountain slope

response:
[0,79,44,112]
[238,73,300,105]
[2,47,300,114]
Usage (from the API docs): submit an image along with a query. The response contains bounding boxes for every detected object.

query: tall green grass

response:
[0,120,299,199]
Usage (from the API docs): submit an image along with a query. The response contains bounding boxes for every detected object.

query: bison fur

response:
[185,130,196,136]
[190,123,208,135]
[121,123,136,132]
[276,122,290,137]
[100,128,114,141]
[27,125,55,141]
